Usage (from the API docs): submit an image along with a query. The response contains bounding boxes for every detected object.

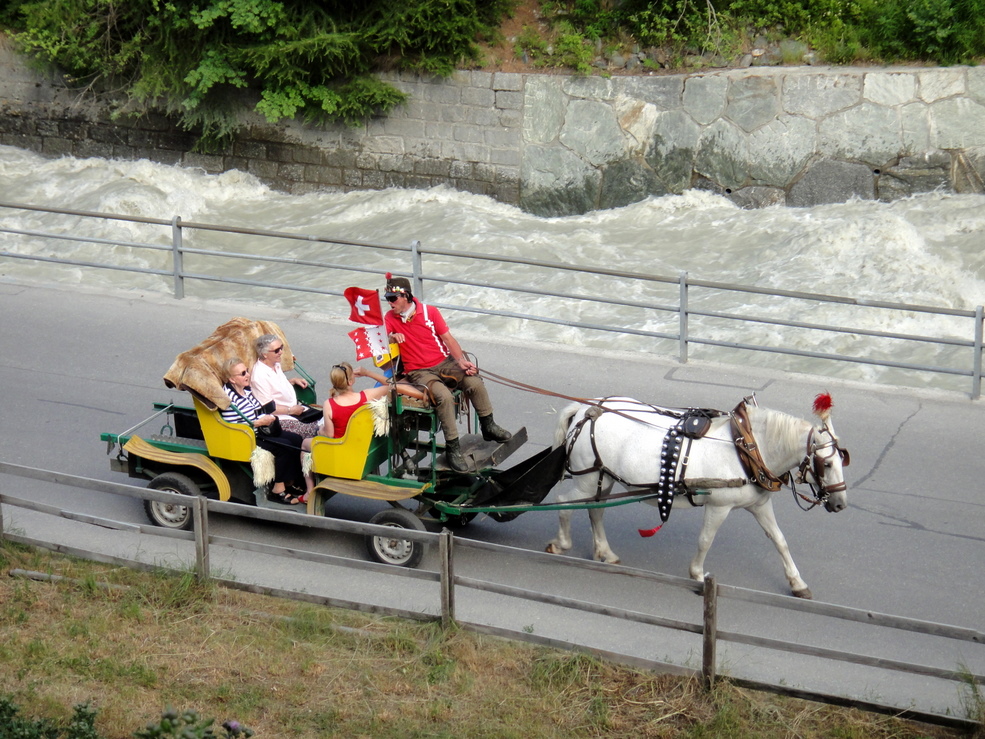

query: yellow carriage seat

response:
[310,403,383,480]
[193,396,256,462]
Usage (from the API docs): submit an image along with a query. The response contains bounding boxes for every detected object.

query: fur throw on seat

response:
[163,317,296,410]
[251,447,276,487]
[368,396,390,436]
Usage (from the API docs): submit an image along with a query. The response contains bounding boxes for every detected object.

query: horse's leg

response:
[588,504,620,564]
[546,475,589,555]
[748,499,812,599]
[689,504,732,583]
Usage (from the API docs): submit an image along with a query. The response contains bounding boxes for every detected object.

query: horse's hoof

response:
[792,587,813,599]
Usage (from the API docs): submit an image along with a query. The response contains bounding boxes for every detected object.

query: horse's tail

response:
[553,401,584,449]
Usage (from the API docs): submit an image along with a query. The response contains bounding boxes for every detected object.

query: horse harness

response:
[563,396,850,522]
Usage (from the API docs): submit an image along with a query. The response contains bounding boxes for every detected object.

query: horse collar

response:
[729,401,788,493]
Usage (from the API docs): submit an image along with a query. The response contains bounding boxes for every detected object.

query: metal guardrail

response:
[0,461,981,730]
[1,200,983,398]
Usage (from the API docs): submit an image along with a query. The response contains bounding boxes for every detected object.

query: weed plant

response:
[0,541,973,738]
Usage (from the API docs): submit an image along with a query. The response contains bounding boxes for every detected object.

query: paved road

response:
[1,279,983,721]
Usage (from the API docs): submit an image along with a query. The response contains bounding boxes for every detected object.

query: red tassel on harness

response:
[812,392,833,420]
[638,525,663,537]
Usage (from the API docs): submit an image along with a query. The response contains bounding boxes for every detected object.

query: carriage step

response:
[433,426,528,472]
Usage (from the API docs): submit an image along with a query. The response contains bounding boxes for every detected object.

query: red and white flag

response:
[344,286,384,325]
[348,325,388,361]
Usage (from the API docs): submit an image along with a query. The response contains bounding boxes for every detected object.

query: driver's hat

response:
[384,272,412,299]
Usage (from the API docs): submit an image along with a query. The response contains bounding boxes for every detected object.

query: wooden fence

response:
[0,461,981,731]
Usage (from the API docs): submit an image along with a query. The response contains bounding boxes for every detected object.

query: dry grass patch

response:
[0,541,976,738]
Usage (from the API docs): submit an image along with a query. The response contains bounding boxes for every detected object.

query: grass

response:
[0,540,977,738]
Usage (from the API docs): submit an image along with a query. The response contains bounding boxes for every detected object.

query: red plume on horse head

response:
[813,392,833,420]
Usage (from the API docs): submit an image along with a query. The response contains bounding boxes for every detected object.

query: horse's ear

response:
[813,393,833,421]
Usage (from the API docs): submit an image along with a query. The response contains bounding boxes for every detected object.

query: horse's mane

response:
[749,406,812,464]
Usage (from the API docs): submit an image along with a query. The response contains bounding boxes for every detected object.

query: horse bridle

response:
[794,422,850,507]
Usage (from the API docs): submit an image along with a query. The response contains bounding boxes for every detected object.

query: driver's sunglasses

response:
[385,295,399,302]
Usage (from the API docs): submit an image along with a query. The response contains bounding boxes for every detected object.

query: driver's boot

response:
[479,414,512,443]
[445,438,469,472]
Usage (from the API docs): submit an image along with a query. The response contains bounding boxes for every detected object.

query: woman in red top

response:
[323,362,425,438]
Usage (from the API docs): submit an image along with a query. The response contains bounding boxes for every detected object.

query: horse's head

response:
[798,395,850,512]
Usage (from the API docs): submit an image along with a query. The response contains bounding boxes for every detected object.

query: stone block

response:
[819,102,902,165]
[783,72,862,118]
[384,172,407,188]
[73,140,114,158]
[683,75,728,124]
[437,104,468,123]
[474,163,496,182]
[745,115,816,187]
[727,185,785,209]
[523,78,567,144]
[426,121,455,140]
[599,159,663,209]
[362,169,385,188]
[918,69,965,102]
[454,125,485,144]
[2,133,42,150]
[355,153,379,169]
[441,141,490,163]
[344,169,363,186]
[469,108,501,127]
[182,152,224,173]
[616,76,684,110]
[58,119,89,140]
[384,117,426,139]
[725,75,780,132]
[560,99,628,167]
[495,90,524,110]
[41,137,74,157]
[414,158,451,177]
[492,72,523,91]
[424,85,461,105]
[404,174,434,189]
[499,109,523,129]
[863,72,917,107]
[278,162,305,181]
[489,147,520,166]
[147,148,183,166]
[247,159,279,179]
[324,149,358,168]
[377,153,414,173]
[495,165,521,185]
[521,143,602,216]
[305,165,343,185]
[563,76,614,100]
[461,87,495,107]
[266,142,298,162]
[788,159,875,206]
[694,119,749,190]
[291,146,323,165]
[234,140,267,159]
[930,98,985,148]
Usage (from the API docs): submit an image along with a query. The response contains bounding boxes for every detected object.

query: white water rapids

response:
[3,144,985,393]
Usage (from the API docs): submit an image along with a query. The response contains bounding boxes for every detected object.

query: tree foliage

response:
[0,0,516,149]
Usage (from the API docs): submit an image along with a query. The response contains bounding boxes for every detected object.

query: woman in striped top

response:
[222,357,309,505]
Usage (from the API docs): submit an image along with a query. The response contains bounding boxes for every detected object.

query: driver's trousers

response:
[405,357,494,441]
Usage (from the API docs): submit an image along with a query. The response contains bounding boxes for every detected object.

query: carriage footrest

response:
[433,427,528,472]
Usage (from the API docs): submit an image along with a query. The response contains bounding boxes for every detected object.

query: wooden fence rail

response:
[0,462,981,730]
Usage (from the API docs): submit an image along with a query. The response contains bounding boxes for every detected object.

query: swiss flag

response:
[344,286,384,325]
[348,325,388,361]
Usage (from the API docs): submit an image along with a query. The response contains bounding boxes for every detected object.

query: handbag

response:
[297,405,323,423]
[257,417,282,436]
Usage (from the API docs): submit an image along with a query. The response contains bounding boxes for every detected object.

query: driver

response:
[382,273,511,471]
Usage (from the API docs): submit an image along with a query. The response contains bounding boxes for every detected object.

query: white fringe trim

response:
[302,451,312,476]
[368,396,389,436]
[251,447,276,487]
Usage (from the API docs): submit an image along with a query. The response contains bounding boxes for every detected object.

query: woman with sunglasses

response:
[221,357,309,505]
[323,362,425,438]
[251,333,321,442]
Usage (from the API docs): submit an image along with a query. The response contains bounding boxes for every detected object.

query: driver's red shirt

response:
[383,299,450,371]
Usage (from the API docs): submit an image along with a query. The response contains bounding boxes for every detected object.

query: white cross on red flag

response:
[348,325,388,361]
[344,286,384,325]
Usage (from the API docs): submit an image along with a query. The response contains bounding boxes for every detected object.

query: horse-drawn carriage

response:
[101,318,850,596]
[100,318,564,567]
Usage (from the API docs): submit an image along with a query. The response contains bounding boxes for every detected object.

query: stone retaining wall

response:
[2,34,984,216]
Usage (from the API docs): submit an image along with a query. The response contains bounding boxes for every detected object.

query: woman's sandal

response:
[267,489,302,505]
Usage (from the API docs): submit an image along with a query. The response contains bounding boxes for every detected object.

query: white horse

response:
[546,395,849,598]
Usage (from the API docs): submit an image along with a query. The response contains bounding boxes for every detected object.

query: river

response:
[2,144,985,393]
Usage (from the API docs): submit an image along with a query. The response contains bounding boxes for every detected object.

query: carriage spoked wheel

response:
[365,508,427,568]
[144,471,199,531]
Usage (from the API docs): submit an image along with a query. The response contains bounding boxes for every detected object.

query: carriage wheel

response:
[365,508,427,568]
[144,472,199,530]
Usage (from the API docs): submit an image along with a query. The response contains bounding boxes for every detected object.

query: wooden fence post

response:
[702,575,718,690]
[440,529,455,629]
[194,496,210,581]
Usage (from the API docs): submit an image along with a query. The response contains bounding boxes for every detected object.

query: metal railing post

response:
[679,271,689,364]
[702,575,718,690]
[194,496,210,581]
[440,528,455,628]
[171,215,185,299]
[973,306,983,400]
[410,240,424,300]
